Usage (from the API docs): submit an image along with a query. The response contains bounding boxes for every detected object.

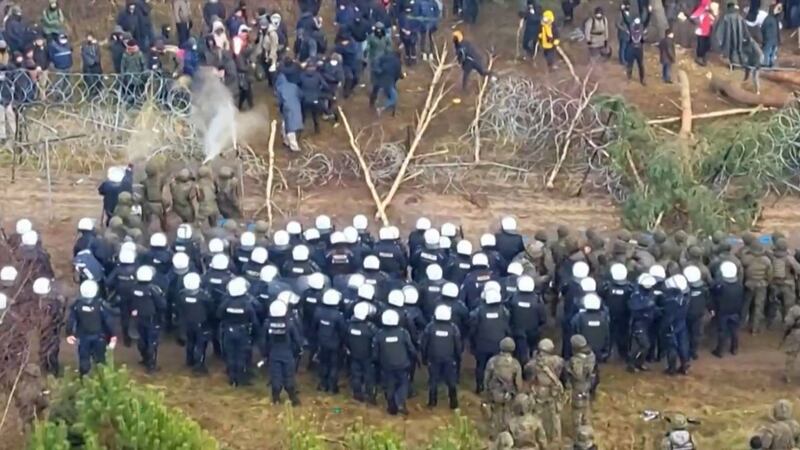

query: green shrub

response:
[425,413,482,450]
[343,418,405,450]
[279,405,328,450]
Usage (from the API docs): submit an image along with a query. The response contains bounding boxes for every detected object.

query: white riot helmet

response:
[285,220,302,236]
[240,231,256,248]
[353,214,369,231]
[484,289,502,305]
[136,265,155,282]
[416,217,432,231]
[720,261,737,281]
[357,283,375,301]
[308,272,325,290]
[120,241,137,255]
[363,255,380,270]
[322,288,342,306]
[183,272,201,290]
[648,264,666,281]
[315,215,332,232]
[353,302,371,321]
[107,166,125,183]
[424,229,440,247]
[150,232,167,248]
[572,261,590,279]
[441,223,458,238]
[15,218,32,235]
[379,227,394,241]
[501,216,518,233]
[610,263,628,282]
[382,309,400,326]
[273,230,290,246]
[80,279,99,298]
[456,240,473,256]
[480,233,496,248]
[32,277,51,295]
[119,248,137,264]
[426,263,443,281]
[434,304,452,321]
[330,231,347,245]
[402,285,419,305]
[442,282,459,298]
[277,290,294,305]
[260,265,279,282]
[439,236,451,250]
[0,266,16,283]
[484,280,502,293]
[270,300,288,318]
[227,277,248,297]
[172,252,190,271]
[21,231,38,246]
[683,265,702,285]
[637,273,656,289]
[517,275,535,293]
[208,238,225,254]
[292,245,310,262]
[250,247,268,264]
[582,293,602,310]
[388,226,400,240]
[472,253,489,267]
[580,277,597,293]
[347,273,366,289]
[77,217,95,231]
[304,228,320,241]
[343,227,359,244]
[507,262,523,276]
[210,254,230,271]
[388,289,405,307]
[177,223,193,240]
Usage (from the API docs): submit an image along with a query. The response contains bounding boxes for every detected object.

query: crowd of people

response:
[1,161,800,448]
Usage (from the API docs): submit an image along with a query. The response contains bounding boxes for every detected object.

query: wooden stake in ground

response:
[339,107,390,226]
[471,54,495,163]
[265,120,277,231]
[379,43,454,214]
[546,75,597,189]
[556,46,580,84]
[678,69,692,138]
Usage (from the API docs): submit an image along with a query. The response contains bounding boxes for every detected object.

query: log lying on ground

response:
[709,75,792,108]
[761,70,800,88]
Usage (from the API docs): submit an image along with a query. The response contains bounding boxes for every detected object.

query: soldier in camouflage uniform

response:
[169,168,198,224]
[743,241,773,333]
[738,232,756,261]
[125,214,144,238]
[507,393,548,449]
[753,399,800,448]
[254,220,270,247]
[107,216,127,241]
[216,166,242,220]
[659,414,696,450]
[514,240,556,310]
[483,337,523,435]
[196,166,220,229]
[525,338,565,444]
[770,239,800,323]
[112,192,134,222]
[142,162,167,232]
[574,425,598,450]
[783,305,800,383]
[630,234,657,275]
[490,431,515,450]
[566,334,595,431]
[673,230,690,264]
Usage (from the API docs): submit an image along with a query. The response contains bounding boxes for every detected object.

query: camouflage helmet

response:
[499,337,516,353]
[254,220,269,234]
[127,228,143,240]
[525,241,544,259]
[688,245,704,258]
[653,229,667,244]
[773,231,786,242]
[612,241,627,255]
[534,230,549,243]
[198,165,213,178]
[718,241,732,252]
[635,232,652,248]
[674,230,688,244]
[117,191,132,205]
[750,242,765,255]
[670,414,688,430]
[109,216,125,230]
[570,334,587,350]
[711,230,725,244]
[585,228,598,243]
[557,225,571,239]
[775,238,789,252]
[564,236,579,254]
[537,338,555,354]
[617,229,631,242]
[144,161,159,176]
[223,220,239,233]
[576,425,594,443]
[126,215,142,228]
[219,166,234,179]
[774,399,793,421]
[741,232,755,246]
[176,168,191,182]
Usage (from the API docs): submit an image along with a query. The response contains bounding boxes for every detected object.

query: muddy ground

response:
[0,169,799,449]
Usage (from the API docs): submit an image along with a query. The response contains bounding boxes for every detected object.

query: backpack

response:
[667,430,695,450]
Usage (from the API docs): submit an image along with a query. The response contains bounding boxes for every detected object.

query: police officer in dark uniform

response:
[268,230,293,270]
[507,275,547,365]
[233,231,257,274]
[203,254,234,356]
[165,252,191,335]
[66,280,116,375]
[408,217,432,256]
[374,226,408,280]
[373,309,418,415]
[444,239,473,286]
[314,288,347,393]
[131,265,166,373]
[282,245,321,281]
[143,232,173,277]
[346,301,378,403]
[218,277,259,386]
[419,263,446,319]
[480,233,508,274]
[300,272,326,366]
[600,263,632,360]
[173,223,202,271]
[570,293,611,362]
[260,299,303,405]
[438,282,470,338]
[710,261,745,357]
[501,262,523,300]
[463,253,498,310]
[683,265,709,360]
[410,229,446,282]
[242,247,269,284]
[250,265,290,321]
[105,246,138,346]
[469,288,511,393]
[495,216,525,263]
[361,255,391,302]
[325,231,358,277]
[627,273,657,372]
[561,261,590,358]
[421,304,463,409]
[176,272,214,374]
[303,228,328,269]
[660,274,691,375]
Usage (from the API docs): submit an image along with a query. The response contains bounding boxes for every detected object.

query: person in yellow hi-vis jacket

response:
[538,10,560,69]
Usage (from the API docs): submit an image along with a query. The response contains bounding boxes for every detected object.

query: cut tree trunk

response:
[709,75,792,108]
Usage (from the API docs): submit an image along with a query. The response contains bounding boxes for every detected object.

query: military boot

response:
[272,389,282,404]
[288,388,301,406]
[427,390,438,408]
[448,388,459,410]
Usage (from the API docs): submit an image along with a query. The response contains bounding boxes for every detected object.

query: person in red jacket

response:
[685,0,716,66]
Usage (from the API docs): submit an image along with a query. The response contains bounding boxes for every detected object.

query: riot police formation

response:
[9,198,800,449]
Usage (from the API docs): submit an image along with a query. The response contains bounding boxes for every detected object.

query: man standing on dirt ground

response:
[452,30,492,91]
[216,166,242,220]
[131,265,166,374]
[483,337,523,435]
[142,162,168,232]
[566,334,595,431]
[373,309,418,416]
[782,304,800,383]
[195,166,220,229]
[168,168,198,225]
[525,338,565,445]
[658,28,676,84]
[67,280,117,375]
[538,11,560,70]
[752,399,800,448]
[625,10,651,86]
[744,241,773,334]
[98,165,133,226]
[584,7,609,62]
